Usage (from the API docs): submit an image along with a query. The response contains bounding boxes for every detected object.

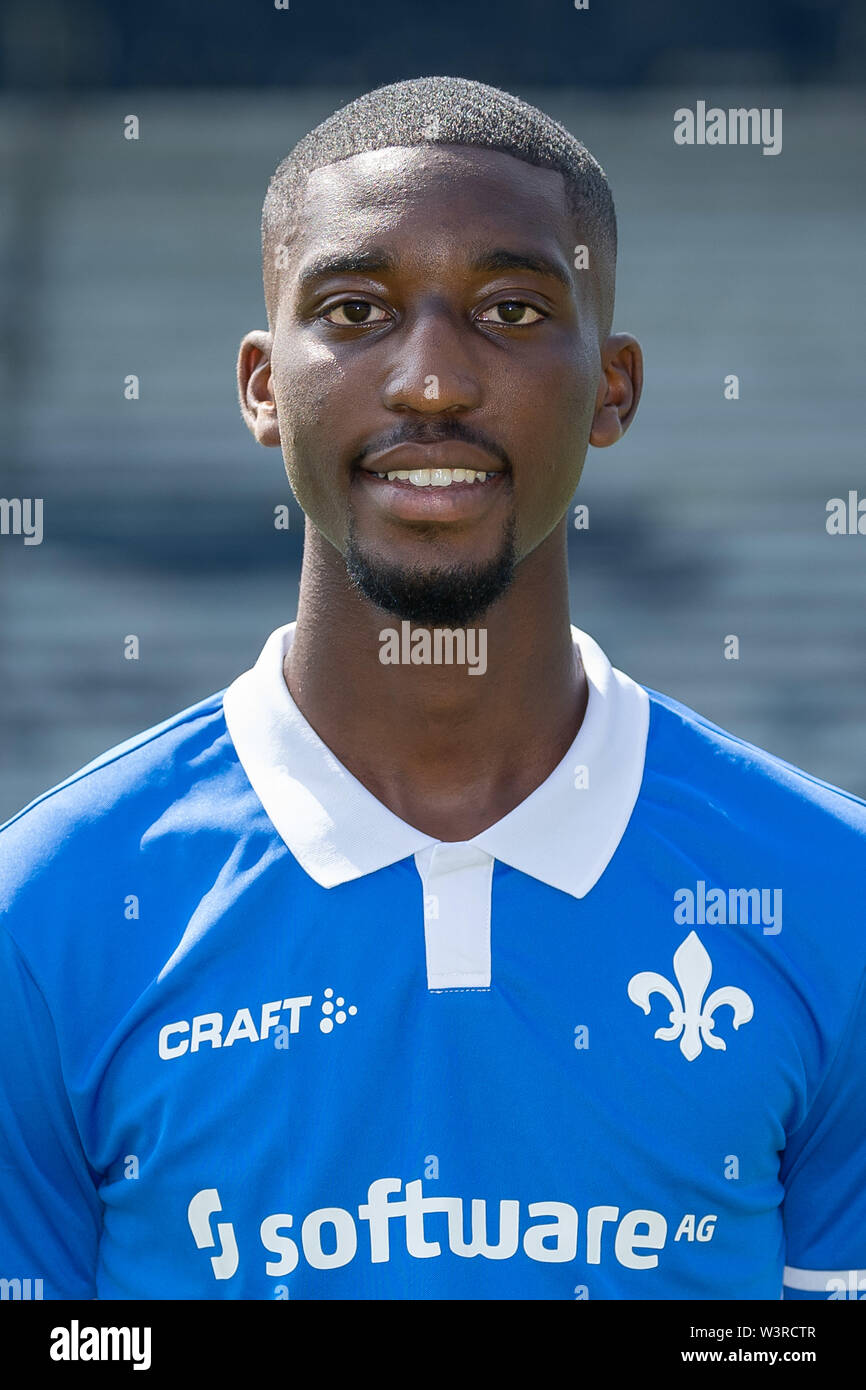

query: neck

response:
[284,517,587,840]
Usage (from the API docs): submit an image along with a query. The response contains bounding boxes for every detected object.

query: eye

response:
[321,300,390,326]
[477,300,546,326]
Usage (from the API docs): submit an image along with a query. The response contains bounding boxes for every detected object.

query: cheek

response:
[267,363,353,553]
[271,345,346,504]
[516,349,597,482]
[274,348,340,451]
[508,346,598,553]
[550,340,601,470]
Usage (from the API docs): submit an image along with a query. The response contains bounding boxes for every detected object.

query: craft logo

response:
[158,987,357,1059]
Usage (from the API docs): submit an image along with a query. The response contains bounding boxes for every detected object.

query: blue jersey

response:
[1,623,864,1300]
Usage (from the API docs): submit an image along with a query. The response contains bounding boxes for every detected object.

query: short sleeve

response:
[781,968,866,1300]
[0,924,102,1298]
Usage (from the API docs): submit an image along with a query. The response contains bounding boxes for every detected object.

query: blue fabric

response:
[1,685,864,1300]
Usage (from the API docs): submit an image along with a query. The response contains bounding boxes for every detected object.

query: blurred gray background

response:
[1,0,865,820]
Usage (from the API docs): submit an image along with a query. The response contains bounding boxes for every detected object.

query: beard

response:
[344,510,517,627]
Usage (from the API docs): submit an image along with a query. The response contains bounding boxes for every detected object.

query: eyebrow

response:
[295,249,398,296]
[295,244,574,296]
[466,247,573,290]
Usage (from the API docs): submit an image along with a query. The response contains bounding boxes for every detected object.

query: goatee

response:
[345,512,517,627]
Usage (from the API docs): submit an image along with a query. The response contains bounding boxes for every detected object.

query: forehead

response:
[291,145,574,262]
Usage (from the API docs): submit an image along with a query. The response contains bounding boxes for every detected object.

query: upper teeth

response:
[371,468,496,486]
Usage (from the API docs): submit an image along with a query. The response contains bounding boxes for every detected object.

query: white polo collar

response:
[222,622,649,900]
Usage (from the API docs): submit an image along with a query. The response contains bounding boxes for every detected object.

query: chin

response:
[346,547,514,628]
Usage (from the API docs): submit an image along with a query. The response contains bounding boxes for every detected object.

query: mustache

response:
[355,418,511,472]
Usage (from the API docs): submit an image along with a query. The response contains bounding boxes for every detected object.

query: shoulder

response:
[636,684,866,1002]
[0,689,247,955]
[1,690,229,850]
[642,683,866,839]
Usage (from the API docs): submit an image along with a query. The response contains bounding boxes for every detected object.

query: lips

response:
[352,453,508,523]
[365,466,497,487]
[358,440,507,478]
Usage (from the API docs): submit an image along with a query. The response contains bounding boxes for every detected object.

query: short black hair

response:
[262,75,617,327]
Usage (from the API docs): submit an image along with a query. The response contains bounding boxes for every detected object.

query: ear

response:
[589,333,643,448]
[237,330,281,447]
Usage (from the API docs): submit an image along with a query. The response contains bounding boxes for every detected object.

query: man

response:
[1,76,864,1301]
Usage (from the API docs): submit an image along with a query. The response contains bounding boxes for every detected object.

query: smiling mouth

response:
[356,437,509,487]
[364,467,500,487]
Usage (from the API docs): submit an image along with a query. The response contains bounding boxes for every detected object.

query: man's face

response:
[245,144,623,624]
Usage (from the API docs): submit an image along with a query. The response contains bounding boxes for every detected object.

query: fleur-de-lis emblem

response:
[627,932,754,1062]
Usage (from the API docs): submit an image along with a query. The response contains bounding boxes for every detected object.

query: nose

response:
[381,303,483,415]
